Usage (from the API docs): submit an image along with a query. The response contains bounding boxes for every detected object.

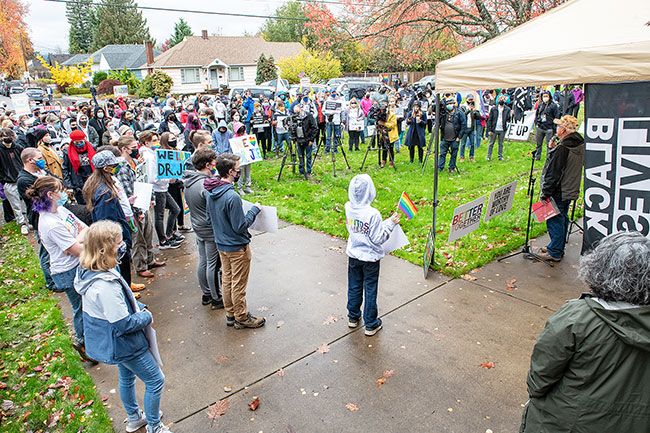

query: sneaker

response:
[365,324,383,336]
[178,226,193,232]
[147,422,174,433]
[244,187,253,194]
[459,157,465,162]
[234,313,266,329]
[20,225,29,235]
[348,318,360,328]
[125,411,163,433]
[211,299,225,310]
[226,315,235,327]
[159,240,180,250]
[201,294,211,306]
[171,233,185,242]
[238,188,246,196]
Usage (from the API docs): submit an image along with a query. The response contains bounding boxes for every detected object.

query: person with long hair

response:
[82,150,134,286]
[25,175,93,362]
[75,220,172,433]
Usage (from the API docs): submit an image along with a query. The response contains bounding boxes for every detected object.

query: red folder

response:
[532,198,560,222]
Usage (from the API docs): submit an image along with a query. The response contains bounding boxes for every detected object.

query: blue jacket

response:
[212,120,233,154]
[205,178,260,252]
[404,111,427,148]
[75,267,153,364]
[92,183,132,245]
[439,109,466,140]
[242,97,255,123]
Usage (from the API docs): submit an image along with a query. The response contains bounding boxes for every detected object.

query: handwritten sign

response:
[156,149,191,180]
[449,196,485,242]
[229,134,262,166]
[485,181,517,221]
[11,93,31,116]
[113,85,129,98]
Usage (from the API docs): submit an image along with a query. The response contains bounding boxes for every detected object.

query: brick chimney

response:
[145,41,154,73]
[201,30,209,40]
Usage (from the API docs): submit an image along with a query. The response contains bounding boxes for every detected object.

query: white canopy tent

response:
[435,0,650,90]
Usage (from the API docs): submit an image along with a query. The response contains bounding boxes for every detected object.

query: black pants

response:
[2,199,15,222]
[255,129,271,157]
[154,191,180,243]
[382,142,395,163]
[409,146,424,163]
[119,242,132,286]
[317,123,326,147]
[348,131,361,150]
[167,182,184,228]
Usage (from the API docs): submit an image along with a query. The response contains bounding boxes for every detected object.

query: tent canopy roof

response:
[435,0,650,91]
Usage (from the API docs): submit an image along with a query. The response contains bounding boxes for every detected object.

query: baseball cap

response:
[92,150,125,168]
[553,115,578,132]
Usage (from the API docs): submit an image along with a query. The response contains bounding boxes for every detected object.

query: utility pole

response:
[19,34,30,84]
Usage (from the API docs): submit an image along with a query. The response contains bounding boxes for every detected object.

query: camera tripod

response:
[360,125,396,171]
[277,141,298,181]
[565,199,584,244]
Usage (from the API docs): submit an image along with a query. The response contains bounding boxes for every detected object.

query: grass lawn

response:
[0,223,113,432]
[247,132,582,277]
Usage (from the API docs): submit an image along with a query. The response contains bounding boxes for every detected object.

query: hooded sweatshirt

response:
[205,178,260,252]
[522,295,650,433]
[540,131,584,201]
[212,120,233,154]
[183,169,213,240]
[75,267,153,365]
[344,174,396,262]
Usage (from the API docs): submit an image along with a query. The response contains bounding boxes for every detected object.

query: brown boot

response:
[234,313,266,329]
[389,161,395,168]
[380,160,386,168]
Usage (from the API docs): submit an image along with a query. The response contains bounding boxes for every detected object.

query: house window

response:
[229,66,244,82]
[181,68,200,84]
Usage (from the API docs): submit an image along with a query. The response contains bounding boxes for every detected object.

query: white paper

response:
[382,224,409,253]
[11,93,31,116]
[242,200,278,233]
[145,325,163,367]
[132,182,153,210]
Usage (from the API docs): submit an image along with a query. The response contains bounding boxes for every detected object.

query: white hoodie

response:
[345,174,396,262]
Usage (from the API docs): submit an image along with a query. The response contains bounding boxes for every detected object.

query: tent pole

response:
[431,93,441,270]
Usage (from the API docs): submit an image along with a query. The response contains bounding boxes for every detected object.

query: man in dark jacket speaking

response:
[205,153,265,329]
[538,115,584,262]
[290,105,318,179]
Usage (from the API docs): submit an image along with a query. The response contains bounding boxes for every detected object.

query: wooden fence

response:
[342,71,435,84]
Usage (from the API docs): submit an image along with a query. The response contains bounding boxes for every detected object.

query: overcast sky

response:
[25,0,291,53]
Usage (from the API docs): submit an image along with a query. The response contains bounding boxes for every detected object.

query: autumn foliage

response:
[37,56,93,92]
[0,0,34,78]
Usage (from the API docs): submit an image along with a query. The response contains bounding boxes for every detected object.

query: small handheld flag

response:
[397,191,418,220]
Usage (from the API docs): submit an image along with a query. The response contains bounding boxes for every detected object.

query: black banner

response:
[583,82,650,251]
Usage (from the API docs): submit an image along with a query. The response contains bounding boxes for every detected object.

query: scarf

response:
[67,141,96,174]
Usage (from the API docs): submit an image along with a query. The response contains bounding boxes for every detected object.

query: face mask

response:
[446,104,453,111]
[2,138,12,145]
[168,140,177,148]
[233,115,240,121]
[117,241,127,263]
[152,143,161,149]
[35,159,46,170]
[233,170,241,182]
[97,112,104,118]
[74,141,85,149]
[542,97,550,102]
[210,167,217,176]
[56,190,69,207]
[168,115,176,122]
[498,100,505,106]
[129,148,139,159]
[109,165,120,175]
[80,120,88,126]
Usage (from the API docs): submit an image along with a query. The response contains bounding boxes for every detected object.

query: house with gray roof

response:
[148,32,303,93]
[62,45,160,79]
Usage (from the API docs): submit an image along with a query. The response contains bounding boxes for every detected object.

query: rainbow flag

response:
[397,191,418,220]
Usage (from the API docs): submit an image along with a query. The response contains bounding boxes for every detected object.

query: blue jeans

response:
[347,257,381,330]
[244,121,251,134]
[118,350,165,430]
[475,124,483,148]
[297,142,313,175]
[439,140,459,170]
[460,131,476,158]
[51,266,83,343]
[38,238,56,290]
[546,197,571,259]
[325,123,341,153]
[275,132,291,153]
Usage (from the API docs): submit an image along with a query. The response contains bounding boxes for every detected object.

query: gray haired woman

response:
[520,231,650,433]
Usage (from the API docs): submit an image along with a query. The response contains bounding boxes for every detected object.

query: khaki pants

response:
[219,245,252,322]
[132,209,155,272]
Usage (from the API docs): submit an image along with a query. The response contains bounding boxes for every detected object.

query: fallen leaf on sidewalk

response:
[276,368,286,377]
[376,369,395,388]
[480,361,495,369]
[248,396,260,411]
[317,343,330,354]
[215,355,230,365]
[207,399,229,426]
[345,402,359,412]
[505,278,517,291]
[461,274,477,281]
[323,315,338,325]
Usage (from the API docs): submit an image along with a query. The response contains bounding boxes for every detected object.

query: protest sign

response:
[113,85,129,97]
[506,110,535,141]
[156,149,191,180]
[132,182,153,210]
[366,125,376,137]
[582,82,650,251]
[229,134,263,166]
[382,225,409,254]
[449,196,485,242]
[135,162,148,183]
[300,76,311,87]
[242,200,278,233]
[11,93,31,116]
[485,181,517,221]
[422,225,436,278]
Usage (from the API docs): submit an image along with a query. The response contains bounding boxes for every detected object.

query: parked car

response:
[227,86,275,101]
[289,84,328,96]
[336,81,382,101]
[3,80,24,96]
[413,75,436,91]
[25,87,47,104]
[9,85,25,95]
[259,78,290,89]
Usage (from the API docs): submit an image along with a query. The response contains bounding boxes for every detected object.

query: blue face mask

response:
[56,191,69,207]
[35,159,46,170]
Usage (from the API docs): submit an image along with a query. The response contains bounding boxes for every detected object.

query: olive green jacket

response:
[521,296,650,433]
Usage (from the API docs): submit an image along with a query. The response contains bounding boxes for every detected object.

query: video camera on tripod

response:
[287,113,307,142]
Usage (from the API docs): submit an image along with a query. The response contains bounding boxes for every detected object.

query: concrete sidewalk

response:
[64,223,586,433]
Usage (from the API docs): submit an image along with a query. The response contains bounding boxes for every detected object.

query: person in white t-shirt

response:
[26,175,94,363]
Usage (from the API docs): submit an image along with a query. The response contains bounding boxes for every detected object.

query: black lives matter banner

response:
[583,82,650,251]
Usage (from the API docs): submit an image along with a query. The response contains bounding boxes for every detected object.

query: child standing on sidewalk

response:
[345,174,400,336]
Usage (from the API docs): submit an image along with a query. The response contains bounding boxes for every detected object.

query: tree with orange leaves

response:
[0,0,33,78]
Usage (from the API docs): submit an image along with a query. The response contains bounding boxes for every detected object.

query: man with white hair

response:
[538,115,584,262]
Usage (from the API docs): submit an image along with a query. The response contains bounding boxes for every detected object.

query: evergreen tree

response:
[255,54,267,85]
[66,0,96,53]
[255,55,278,85]
[91,0,152,51]
[168,18,193,48]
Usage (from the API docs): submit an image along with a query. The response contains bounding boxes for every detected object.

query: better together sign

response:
[449,196,485,242]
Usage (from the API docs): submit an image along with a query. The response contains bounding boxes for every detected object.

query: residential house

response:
[62,44,160,79]
[148,32,303,94]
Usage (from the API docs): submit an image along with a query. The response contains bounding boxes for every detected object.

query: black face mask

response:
[233,170,241,182]
[2,138,13,144]
[129,148,139,159]
[168,116,176,122]
[498,101,505,106]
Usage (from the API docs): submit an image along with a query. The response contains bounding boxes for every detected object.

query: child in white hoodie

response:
[345,174,400,336]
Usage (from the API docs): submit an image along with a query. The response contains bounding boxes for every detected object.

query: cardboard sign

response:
[449,196,485,242]
[506,110,535,141]
[366,125,376,136]
[156,149,191,180]
[229,134,263,166]
[11,93,31,116]
[422,225,436,278]
[485,181,517,221]
[113,85,129,97]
